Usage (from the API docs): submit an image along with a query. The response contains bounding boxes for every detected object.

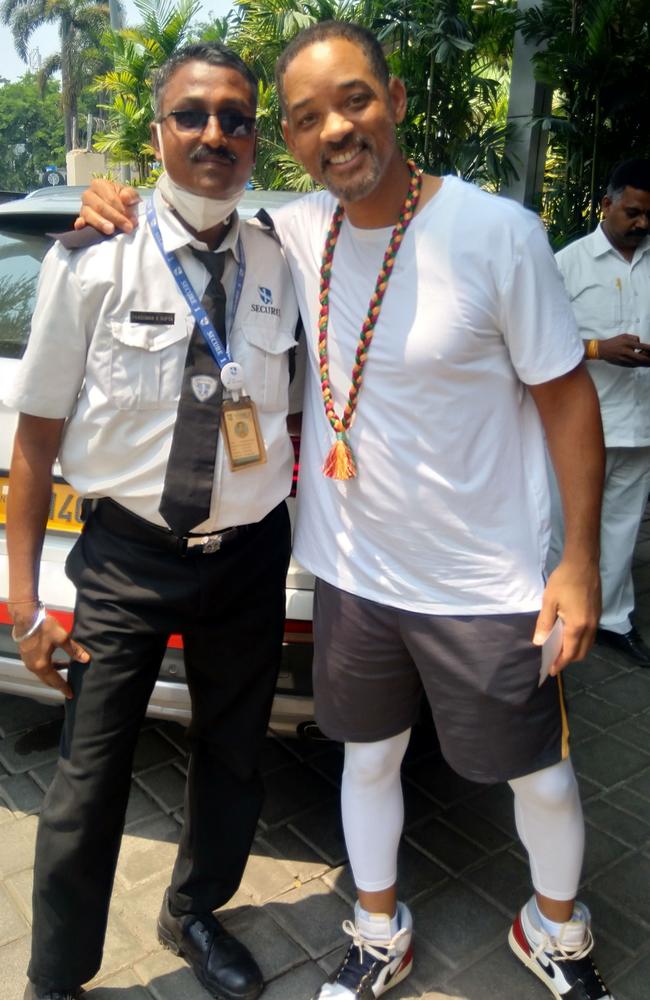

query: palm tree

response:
[92,0,200,178]
[1,0,112,150]
[520,0,650,244]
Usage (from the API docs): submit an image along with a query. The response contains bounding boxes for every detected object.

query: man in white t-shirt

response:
[79,21,613,1000]
[550,158,650,668]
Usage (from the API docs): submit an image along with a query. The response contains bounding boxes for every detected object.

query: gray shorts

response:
[312,580,568,784]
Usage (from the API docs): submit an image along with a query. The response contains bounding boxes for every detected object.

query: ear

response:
[601,194,612,217]
[388,76,407,125]
[150,121,161,159]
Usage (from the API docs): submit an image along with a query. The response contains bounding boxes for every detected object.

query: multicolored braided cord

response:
[318,160,423,479]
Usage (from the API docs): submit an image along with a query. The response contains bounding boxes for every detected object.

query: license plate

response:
[0,476,84,534]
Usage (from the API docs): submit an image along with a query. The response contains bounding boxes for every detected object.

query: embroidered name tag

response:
[130,311,175,325]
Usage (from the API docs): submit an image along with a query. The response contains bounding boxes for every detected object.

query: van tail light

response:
[284,618,312,644]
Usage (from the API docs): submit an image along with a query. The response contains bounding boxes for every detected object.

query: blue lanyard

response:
[146,199,246,371]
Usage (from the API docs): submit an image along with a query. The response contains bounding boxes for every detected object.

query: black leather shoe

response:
[596,626,650,667]
[24,985,85,1000]
[157,890,263,1000]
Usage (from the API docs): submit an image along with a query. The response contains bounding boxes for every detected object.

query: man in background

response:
[551,158,650,667]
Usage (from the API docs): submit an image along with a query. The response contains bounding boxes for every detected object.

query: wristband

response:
[586,339,600,360]
[11,601,47,643]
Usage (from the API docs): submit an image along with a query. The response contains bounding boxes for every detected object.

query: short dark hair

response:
[606,158,650,199]
[152,42,258,120]
[275,21,390,115]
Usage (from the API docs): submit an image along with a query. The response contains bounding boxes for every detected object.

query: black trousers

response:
[29,501,291,991]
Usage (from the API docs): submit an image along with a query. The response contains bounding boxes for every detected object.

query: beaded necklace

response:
[318,159,423,479]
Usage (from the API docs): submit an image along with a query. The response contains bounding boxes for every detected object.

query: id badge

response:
[221,397,267,471]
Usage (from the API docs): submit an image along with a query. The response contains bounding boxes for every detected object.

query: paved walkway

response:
[2,519,650,999]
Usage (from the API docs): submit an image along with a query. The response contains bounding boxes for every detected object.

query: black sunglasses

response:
[163,109,256,137]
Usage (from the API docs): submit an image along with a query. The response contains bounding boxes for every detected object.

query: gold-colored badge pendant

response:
[221,397,267,471]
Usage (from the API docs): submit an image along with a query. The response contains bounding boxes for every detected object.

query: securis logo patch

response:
[251,286,280,317]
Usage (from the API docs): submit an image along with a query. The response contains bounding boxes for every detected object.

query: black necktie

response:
[159,248,227,536]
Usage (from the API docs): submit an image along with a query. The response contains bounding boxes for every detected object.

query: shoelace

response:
[532,923,595,964]
[340,919,410,966]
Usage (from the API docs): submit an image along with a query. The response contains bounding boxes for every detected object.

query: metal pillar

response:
[501,0,553,208]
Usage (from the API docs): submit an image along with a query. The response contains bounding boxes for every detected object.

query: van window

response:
[0,231,51,359]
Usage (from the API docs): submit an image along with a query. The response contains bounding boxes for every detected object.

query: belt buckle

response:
[200,534,222,554]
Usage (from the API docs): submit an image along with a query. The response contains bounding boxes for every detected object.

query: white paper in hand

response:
[539,617,564,687]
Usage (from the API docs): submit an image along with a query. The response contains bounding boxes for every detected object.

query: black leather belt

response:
[90,498,249,556]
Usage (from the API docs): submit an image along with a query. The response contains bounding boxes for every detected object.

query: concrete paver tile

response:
[254,958,323,1000]
[134,949,212,999]
[584,799,650,848]
[136,764,186,814]
[0,721,62,774]
[402,782,442,830]
[0,930,32,1000]
[411,883,507,969]
[589,851,650,925]
[610,951,650,1000]
[133,730,184,774]
[224,905,309,981]
[90,908,151,983]
[86,966,153,998]
[0,695,63,738]
[406,817,488,876]
[571,692,630,729]
[405,759,482,808]
[116,814,180,888]
[260,762,337,828]
[438,802,515,854]
[0,773,44,817]
[460,850,531,917]
[627,766,650,801]
[581,824,633,881]
[5,867,34,923]
[447,943,545,999]
[112,872,171,948]
[240,838,299,903]
[598,673,650,714]
[603,785,650,823]
[0,883,29,945]
[288,802,348,868]
[572,734,650,788]
[0,814,38,877]
[462,783,517,839]
[259,826,332,884]
[124,785,166,829]
[266,880,351,959]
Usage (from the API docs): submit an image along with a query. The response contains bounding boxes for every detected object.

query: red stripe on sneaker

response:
[399,946,414,970]
[512,915,532,957]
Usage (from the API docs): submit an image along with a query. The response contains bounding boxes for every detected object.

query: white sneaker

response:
[312,901,413,999]
[509,897,615,999]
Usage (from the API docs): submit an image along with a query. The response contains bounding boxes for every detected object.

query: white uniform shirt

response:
[555,225,650,447]
[271,176,583,614]
[6,189,299,529]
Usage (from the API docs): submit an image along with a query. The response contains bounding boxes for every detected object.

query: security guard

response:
[6,43,298,1000]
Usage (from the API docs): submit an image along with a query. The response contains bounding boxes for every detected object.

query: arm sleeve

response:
[4,243,90,417]
[498,220,583,386]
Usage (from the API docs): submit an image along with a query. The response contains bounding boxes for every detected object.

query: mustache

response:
[190,145,237,164]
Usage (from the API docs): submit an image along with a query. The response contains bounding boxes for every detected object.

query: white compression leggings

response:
[341,730,584,900]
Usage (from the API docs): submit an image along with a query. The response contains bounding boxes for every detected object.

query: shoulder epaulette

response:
[48,227,117,250]
[247,208,281,244]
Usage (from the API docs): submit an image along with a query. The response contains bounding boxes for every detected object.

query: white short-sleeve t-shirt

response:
[271,176,583,614]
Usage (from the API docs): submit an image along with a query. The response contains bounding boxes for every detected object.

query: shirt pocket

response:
[109,319,190,411]
[238,324,297,412]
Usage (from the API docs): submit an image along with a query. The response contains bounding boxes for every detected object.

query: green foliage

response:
[0,74,65,190]
[92,0,200,177]
[1,0,113,150]
[521,0,650,245]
